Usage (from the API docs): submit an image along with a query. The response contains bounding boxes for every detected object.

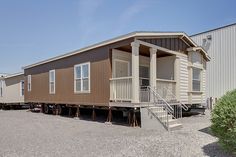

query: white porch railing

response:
[156,79,176,102]
[110,77,132,101]
[110,77,177,102]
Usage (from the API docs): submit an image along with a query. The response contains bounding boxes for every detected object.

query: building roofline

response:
[191,23,236,37]
[4,72,24,79]
[22,31,197,70]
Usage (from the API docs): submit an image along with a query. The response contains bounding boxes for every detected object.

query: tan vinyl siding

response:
[191,93,202,104]
[202,61,206,102]
[188,51,207,104]
[179,55,189,103]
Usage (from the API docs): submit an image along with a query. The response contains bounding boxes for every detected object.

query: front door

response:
[139,65,149,87]
[139,66,150,102]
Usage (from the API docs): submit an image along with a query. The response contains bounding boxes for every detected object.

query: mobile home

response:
[23,32,210,130]
[0,72,25,109]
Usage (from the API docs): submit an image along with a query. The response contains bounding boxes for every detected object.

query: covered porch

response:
[109,39,181,104]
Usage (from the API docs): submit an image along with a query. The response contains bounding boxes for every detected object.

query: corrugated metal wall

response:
[191,24,236,98]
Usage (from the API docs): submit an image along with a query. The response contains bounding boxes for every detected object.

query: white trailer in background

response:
[191,23,236,103]
[0,72,26,109]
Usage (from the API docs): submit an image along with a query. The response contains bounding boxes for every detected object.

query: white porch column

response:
[131,42,140,103]
[150,48,157,102]
[150,48,157,89]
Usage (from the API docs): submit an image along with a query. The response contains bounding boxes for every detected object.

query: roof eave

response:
[4,72,24,79]
[187,47,211,61]
[23,31,199,69]
[22,32,138,70]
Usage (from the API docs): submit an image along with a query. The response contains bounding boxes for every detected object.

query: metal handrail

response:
[141,86,184,130]
[145,86,175,130]
[180,103,189,111]
[158,86,189,111]
[148,86,174,113]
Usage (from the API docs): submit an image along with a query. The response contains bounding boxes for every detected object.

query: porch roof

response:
[187,47,211,61]
[23,31,204,69]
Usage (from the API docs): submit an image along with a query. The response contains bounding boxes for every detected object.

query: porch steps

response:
[147,106,182,131]
[168,123,183,131]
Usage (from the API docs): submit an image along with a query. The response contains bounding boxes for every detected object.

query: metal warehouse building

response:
[191,23,236,100]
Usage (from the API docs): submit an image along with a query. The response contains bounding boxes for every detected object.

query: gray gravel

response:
[0,110,234,157]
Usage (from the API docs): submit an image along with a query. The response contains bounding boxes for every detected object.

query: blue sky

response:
[0,0,235,73]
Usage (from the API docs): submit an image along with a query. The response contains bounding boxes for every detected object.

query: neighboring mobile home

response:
[23,32,210,130]
[191,23,236,103]
[0,72,25,109]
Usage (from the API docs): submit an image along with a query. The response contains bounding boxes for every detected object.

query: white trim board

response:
[49,70,56,94]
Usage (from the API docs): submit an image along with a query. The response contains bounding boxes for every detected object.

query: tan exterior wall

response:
[202,60,206,102]
[25,49,111,106]
[23,35,207,106]
[179,55,189,103]
[24,38,134,106]
[112,46,207,105]
[187,51,207,104]
[0,75,24,104]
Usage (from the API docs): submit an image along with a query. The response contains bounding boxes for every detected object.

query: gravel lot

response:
[0,109,234,157]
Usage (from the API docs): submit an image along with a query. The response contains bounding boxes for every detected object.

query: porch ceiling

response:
[116,45,172,58]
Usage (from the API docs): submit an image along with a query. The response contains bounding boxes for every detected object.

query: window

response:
[27,75,31,92]
[0,80,3,97]
[192,67,201,91]
[192,52,202,64]
[114,60,129,77]
[20,80,24,96]
[74,62,90,93]
[49,70,55,94]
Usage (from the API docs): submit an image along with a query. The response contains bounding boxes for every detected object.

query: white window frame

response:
[189,52,203,93]
[0,80,3,97]
[74,62,90,93]
[49,70,56,94]
[27,75,31,92]
[20,80,24,96]
[192,67,202,92]
[113,59,130,78]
